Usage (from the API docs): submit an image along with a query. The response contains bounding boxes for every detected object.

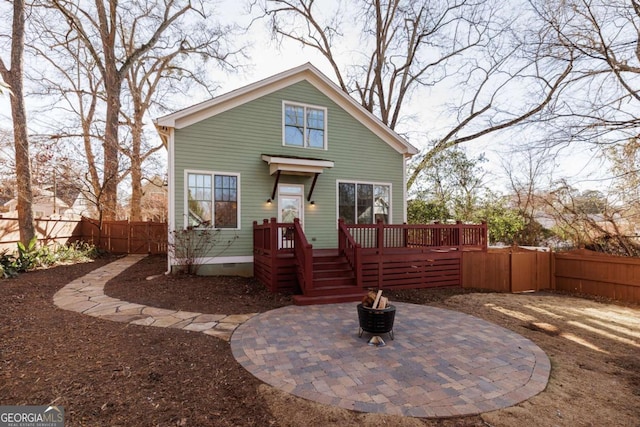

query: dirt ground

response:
[1,254,639,426]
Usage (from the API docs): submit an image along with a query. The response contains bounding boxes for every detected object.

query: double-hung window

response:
[186,171,239,228]
[283,102,327,149]
[338,182,391,224]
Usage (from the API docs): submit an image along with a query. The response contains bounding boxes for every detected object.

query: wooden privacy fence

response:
[462,247,554,293]
[82,218,167,254]
[555,249,640,303]
[0,217,83,252]
[463,247,640,304]
[0,217,168,254]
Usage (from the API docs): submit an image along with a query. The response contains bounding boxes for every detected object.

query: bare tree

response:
[256,0,574,190]
[27,27,107,212]
[48,0,199,220]
[0,0,35,245]
[543,181,640,256]
[500,147,556,245]
[117,7,237,221]
[601,136,640,242]
[34,1,238,222]
[530,0,640,147]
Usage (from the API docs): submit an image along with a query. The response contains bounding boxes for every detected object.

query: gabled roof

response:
[155,63,418,157]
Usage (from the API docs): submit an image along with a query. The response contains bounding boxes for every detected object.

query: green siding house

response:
[155,63,418,276]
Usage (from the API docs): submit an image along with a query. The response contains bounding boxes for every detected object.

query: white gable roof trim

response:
[155,63,418,157]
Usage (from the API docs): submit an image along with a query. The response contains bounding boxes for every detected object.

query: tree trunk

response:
[0,0,35,246]
[101,75,121,221]
[9,76,35,245]
[129,131,143,222]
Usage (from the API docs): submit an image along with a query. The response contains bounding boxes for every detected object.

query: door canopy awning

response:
[261,154,334,176]
[262,154,335,202]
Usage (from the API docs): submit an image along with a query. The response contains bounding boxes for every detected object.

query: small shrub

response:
[0,239,99,279]
[0,250,19,278]
[15,237,40,272]
[52,241,100,263]
[169,224,238,275]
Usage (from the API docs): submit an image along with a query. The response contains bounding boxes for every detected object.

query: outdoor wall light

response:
[310,201,315,205]
[266,198,272,204]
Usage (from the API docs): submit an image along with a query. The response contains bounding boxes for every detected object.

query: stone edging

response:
[53,255,255,341]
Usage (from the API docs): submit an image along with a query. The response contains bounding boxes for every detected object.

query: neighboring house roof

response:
[155,63,419,157]
[4,194,70,212]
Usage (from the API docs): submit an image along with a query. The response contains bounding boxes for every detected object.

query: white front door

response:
[278,184,304,248]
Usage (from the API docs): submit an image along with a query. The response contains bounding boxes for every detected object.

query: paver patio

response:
[231,302,550,417]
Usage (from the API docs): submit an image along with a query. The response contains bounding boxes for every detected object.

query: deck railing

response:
[338,219,362,287]
[254,218,487,294]
[345,220,487,252]
[292,218,313,294]
[253,217,314,292]
[253,218,297,291]
[253,218,296,254]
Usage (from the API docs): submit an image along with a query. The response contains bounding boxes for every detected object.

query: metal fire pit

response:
[357,303,396,344]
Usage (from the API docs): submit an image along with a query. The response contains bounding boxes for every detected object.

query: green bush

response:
[0,239,99,279]
[0,250,19,278]
[15,237,40,272]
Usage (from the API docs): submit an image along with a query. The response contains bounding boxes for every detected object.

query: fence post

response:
[509,250,514,293]
[550,247,556,290]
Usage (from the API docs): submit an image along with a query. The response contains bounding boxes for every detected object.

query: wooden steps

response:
[294,250,361,305]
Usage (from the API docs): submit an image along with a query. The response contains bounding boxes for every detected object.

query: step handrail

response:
[338,219,362,288]
[292,218,313,294]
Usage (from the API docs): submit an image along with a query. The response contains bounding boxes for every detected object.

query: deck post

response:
[456,220,463,252]
[377,220,384,288]
[270,217,278,291]
[376,219,384,255]
[405,223,411,248]
[252,220,257,251]
[482,221,488,251]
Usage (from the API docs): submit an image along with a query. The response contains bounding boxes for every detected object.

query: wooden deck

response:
[253,218,488,305]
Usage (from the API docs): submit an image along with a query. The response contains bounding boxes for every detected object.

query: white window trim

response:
[282,100,328,150]
[336,180,393,226]
[183,169,241,230]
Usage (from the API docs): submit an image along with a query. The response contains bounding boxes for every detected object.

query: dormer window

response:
[283,102,327,149]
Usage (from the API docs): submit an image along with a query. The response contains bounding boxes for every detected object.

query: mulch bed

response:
[0,255,278,426]
[105,255,293,314]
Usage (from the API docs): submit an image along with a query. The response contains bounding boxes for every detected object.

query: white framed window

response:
[338,181,391,224]
[185,170,240,229]
[283,101,327,149]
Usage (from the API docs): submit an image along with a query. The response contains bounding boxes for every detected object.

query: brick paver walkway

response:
[54,255,550,418]
[231,303,550,418]
[53,255,255,341]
